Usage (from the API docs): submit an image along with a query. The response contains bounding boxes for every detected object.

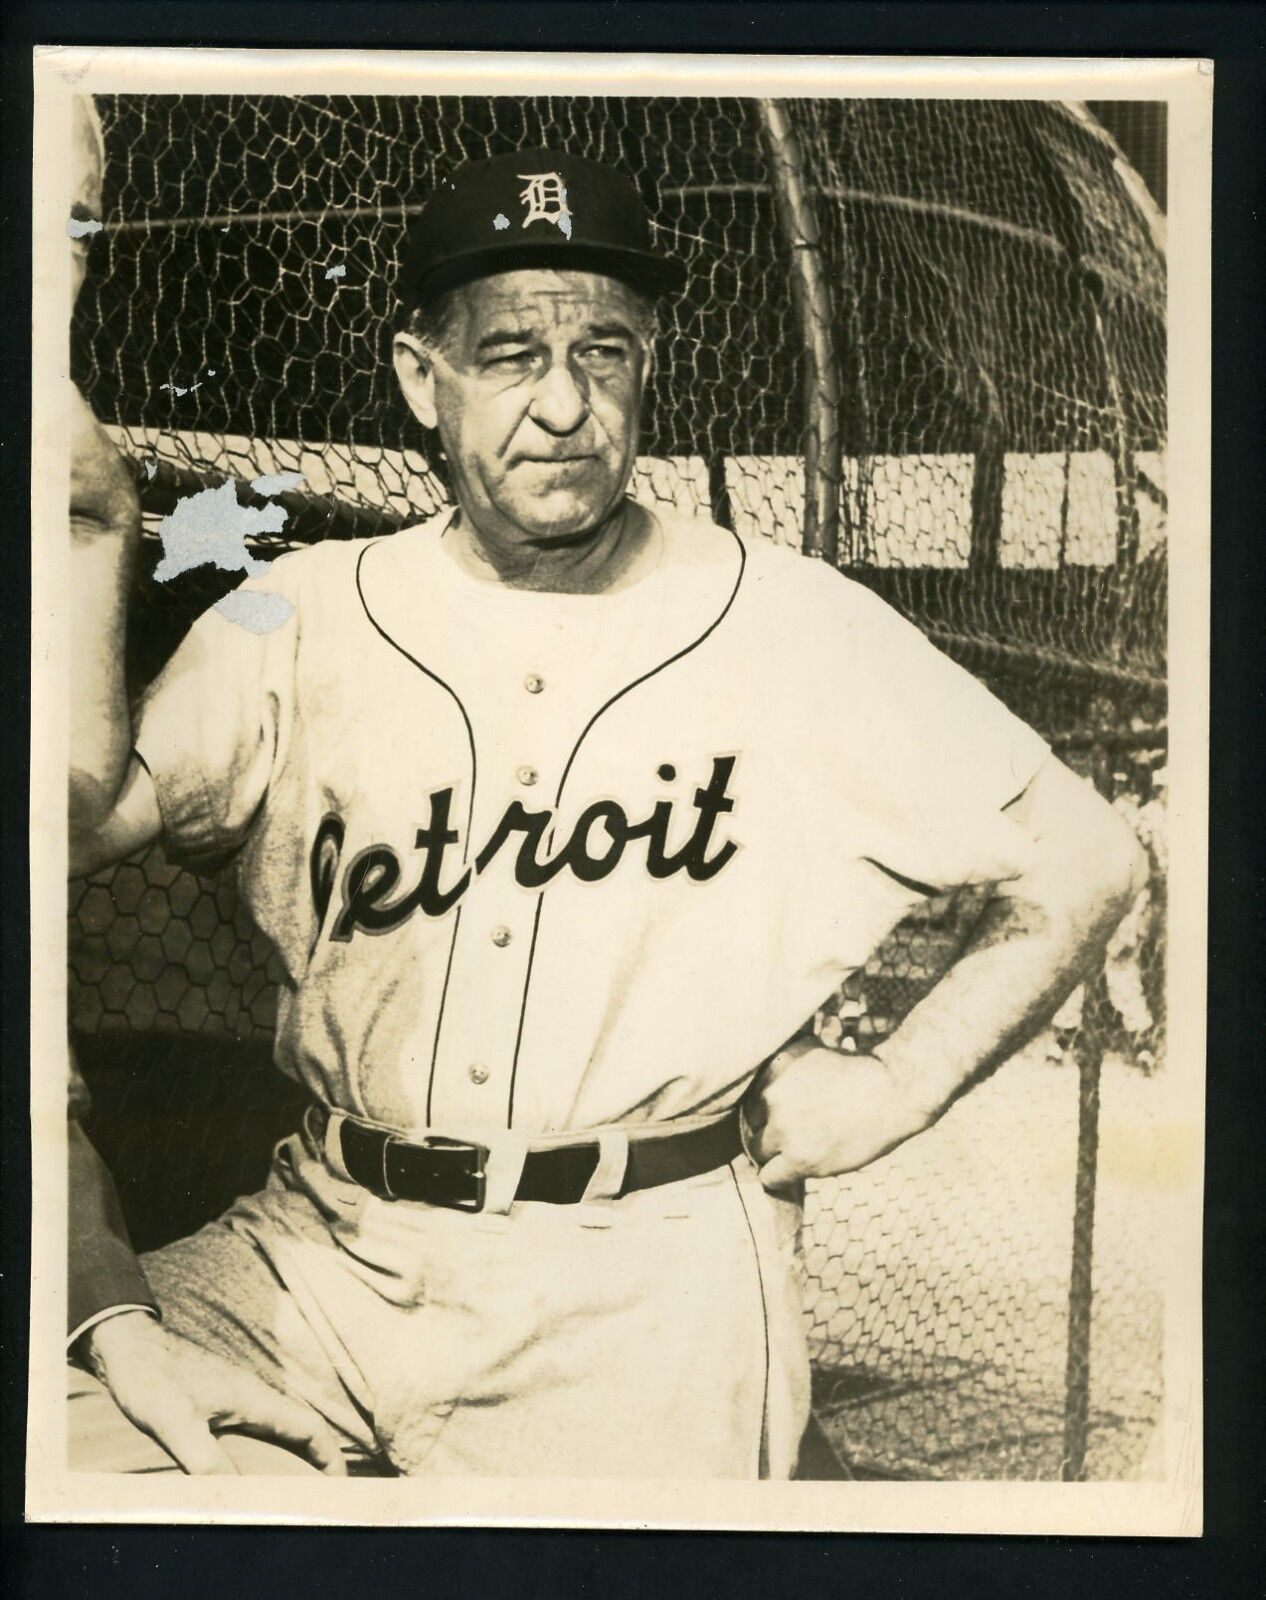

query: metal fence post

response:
[1061,973,1106,1480]
[757,98,842,565]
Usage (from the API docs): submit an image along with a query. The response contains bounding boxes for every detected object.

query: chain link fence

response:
[69,93,1167,1480]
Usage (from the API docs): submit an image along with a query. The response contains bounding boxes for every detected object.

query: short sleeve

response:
[133,568,297,871]
[828,579,1051,895]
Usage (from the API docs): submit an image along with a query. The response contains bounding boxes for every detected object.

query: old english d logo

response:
[518,172,572,238]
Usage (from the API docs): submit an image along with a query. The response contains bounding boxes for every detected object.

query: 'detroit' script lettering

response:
[311,756,740,943]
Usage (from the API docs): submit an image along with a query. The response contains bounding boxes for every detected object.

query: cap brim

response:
[401,240,687,307]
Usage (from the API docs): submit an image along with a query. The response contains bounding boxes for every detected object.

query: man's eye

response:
[485,351,535,371]
[583,344,626,362]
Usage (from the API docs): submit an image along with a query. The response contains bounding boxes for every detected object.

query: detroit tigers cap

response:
[398,149,687,308]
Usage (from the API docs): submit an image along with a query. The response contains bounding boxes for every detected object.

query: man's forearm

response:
[874,872,1135,1119]
[746,757,1147,1191]
[874,762,1147,1120]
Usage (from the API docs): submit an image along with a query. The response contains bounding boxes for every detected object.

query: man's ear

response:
[393,333,439,431]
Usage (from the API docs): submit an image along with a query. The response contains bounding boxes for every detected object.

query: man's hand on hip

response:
[80,1309,347,1476]
[742,1037,938,1193]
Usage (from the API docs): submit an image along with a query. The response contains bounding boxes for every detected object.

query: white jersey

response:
[136,509,1049,1138]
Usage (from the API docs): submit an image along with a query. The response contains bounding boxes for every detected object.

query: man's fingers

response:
[133,1397,240,1475]
[216,1383,348,1476]
[741,1103,777,1165]
[740,1083,769,1135]
[121,1366,345,1476]
[742,1039,819,1149]
[738,1099,764,1161]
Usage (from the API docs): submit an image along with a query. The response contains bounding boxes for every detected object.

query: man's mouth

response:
[516,454,596,466]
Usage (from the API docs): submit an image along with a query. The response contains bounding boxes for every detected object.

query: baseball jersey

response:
[134,509,1050,1138]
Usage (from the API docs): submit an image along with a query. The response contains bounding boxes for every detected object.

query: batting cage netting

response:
[68,95,1167,1481]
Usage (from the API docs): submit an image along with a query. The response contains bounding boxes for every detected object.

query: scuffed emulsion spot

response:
[160,369,216,397]
[324,264,346,281]
[213,589,295,634]
[250,470,305,497]
[67,215,103,239]
[143,459,157,480]
[493,212,510,231]
[152,480,284,583]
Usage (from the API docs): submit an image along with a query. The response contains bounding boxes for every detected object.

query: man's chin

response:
[509,492,622,544]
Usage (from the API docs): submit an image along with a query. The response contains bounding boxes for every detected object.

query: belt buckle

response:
[417,1135,488,1212]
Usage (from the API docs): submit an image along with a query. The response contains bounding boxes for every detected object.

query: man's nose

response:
[527,363,589,435]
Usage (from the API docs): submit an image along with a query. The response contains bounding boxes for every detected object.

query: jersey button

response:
[524,672,545,694]
[491,925,512,948]
[467,1064,490,1086]
[516,764,539,787]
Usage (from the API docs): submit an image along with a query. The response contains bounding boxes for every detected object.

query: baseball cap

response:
[398,149,686,308]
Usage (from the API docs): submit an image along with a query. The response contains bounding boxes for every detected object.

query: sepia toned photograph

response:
[29,49,1208,1533]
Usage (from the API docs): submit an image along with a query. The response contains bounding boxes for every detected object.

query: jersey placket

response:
[424,658,565,1131]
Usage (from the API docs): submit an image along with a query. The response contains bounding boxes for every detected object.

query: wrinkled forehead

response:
[453,268,653,337]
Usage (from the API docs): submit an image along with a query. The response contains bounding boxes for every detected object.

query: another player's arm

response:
[746,756,1147,1189]
[67,382,162,878]
[65,105,343,1474]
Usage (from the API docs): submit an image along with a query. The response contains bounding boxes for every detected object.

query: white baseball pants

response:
[68,1118,810,1478]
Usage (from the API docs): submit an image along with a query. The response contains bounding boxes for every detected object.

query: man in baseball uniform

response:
[67,150,1145,1478]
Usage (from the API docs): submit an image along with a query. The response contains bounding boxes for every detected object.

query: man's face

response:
[395,269,653,544]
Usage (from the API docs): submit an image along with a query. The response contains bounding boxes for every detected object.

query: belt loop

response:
[481,1133,528,1216]
[581,1130,630,1203]
[323,1109,352,1181]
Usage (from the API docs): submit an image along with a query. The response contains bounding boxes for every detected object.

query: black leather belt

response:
[316,1105,744,1212]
